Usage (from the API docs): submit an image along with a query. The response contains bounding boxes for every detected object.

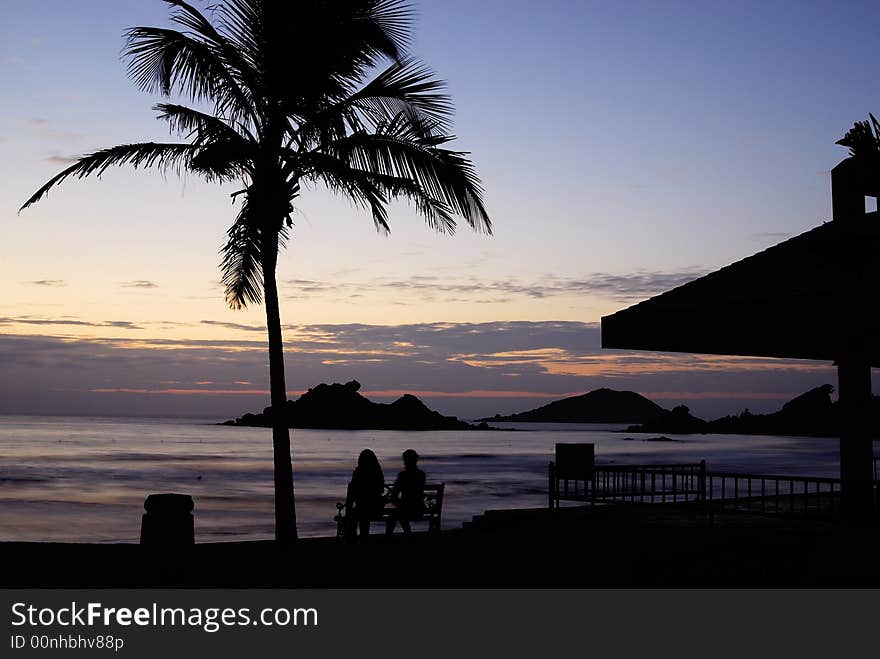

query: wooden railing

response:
[549,461,706,508]
[593,462,706,504]
[703,471,840,518]
[549,460,880,520]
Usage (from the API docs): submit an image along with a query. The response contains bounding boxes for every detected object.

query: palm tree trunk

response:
[261,231,297,545]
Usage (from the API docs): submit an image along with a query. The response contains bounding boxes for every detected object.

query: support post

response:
[837,355,874,521]
[831,159,866,221]
[698,460,707,504]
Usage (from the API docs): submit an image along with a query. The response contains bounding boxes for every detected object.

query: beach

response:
[3,505,880,587]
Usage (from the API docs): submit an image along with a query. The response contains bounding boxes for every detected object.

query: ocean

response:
[0,415,842,543]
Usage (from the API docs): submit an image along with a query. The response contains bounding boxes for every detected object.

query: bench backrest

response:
[380,482,445,514]
[424,483,444,515]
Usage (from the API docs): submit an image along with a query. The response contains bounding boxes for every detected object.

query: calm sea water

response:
[0,415,842,543]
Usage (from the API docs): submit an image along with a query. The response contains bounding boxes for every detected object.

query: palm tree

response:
[837,113,880,164]
[20,0,491,545]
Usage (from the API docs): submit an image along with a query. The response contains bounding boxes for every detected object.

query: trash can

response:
[140,493,194,547]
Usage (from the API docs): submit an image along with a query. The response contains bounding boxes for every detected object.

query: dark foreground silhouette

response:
[4,506,880,587]
[21,0,493,546]
[343,449,386,542]
[385,449,427,535]
[224,380,490,430]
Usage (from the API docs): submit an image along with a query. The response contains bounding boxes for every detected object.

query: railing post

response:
[698,460,707,519]
[548,462,556,510]
[590,468,596,506]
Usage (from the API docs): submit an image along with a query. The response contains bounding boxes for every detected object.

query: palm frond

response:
[155,102,255,147]
[20,143,196,211]
[191,141,250,180]
[291,57,451,150]
[163,0,225,41]
[302,152,391,233]
[360,0,415,60]
[220,177,297,310]
[301,150,457,234]
[215,0,264,65]
[252,0,415,122]
[162,1,262,91]
[123,25,257,127]
[124,26,214,97]
[351,57,453,131]
[315,115,491,234]
[220,197,263,309]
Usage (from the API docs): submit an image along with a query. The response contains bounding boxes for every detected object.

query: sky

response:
[1,0,878,419]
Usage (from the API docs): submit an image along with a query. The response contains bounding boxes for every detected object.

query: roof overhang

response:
[601,213,880,365]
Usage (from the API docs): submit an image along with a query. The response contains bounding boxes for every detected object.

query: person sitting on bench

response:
[385,449,426,536]
[345,449,385,542]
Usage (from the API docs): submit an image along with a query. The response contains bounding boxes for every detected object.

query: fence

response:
[548,461,706,508]
[549,460,878,520]
[703,471,840,517]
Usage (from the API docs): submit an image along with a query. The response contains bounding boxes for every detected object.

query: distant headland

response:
[624,384,878,437]
[482,384,880,438]
[223,380,492,431]
[480,388,666,424]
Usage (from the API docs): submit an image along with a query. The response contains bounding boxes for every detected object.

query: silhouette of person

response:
[345,449,385,542]
[385,449,426,536]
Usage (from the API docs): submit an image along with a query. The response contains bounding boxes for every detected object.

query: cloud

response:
[283,279,336,296]
[44,154,79,166]
[200,320,266,332]
[2,55,29,67]
[121,280,159,289]
[0,316,143,330]
[24,117,83,142]
[281,269,709,303]
[104,321,143,329]
[556,271,709,300]
[24,280,66,287]
[0,321,845,419]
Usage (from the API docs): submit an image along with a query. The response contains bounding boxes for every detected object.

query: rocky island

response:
[223,380,490,430]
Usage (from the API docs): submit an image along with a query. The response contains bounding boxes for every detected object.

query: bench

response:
[334,482,445,540]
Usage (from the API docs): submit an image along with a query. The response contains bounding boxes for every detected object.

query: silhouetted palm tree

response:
[837,113,880,166]
[21,0,490,545]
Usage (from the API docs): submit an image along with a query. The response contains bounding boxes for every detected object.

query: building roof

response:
[601,212,880,363]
